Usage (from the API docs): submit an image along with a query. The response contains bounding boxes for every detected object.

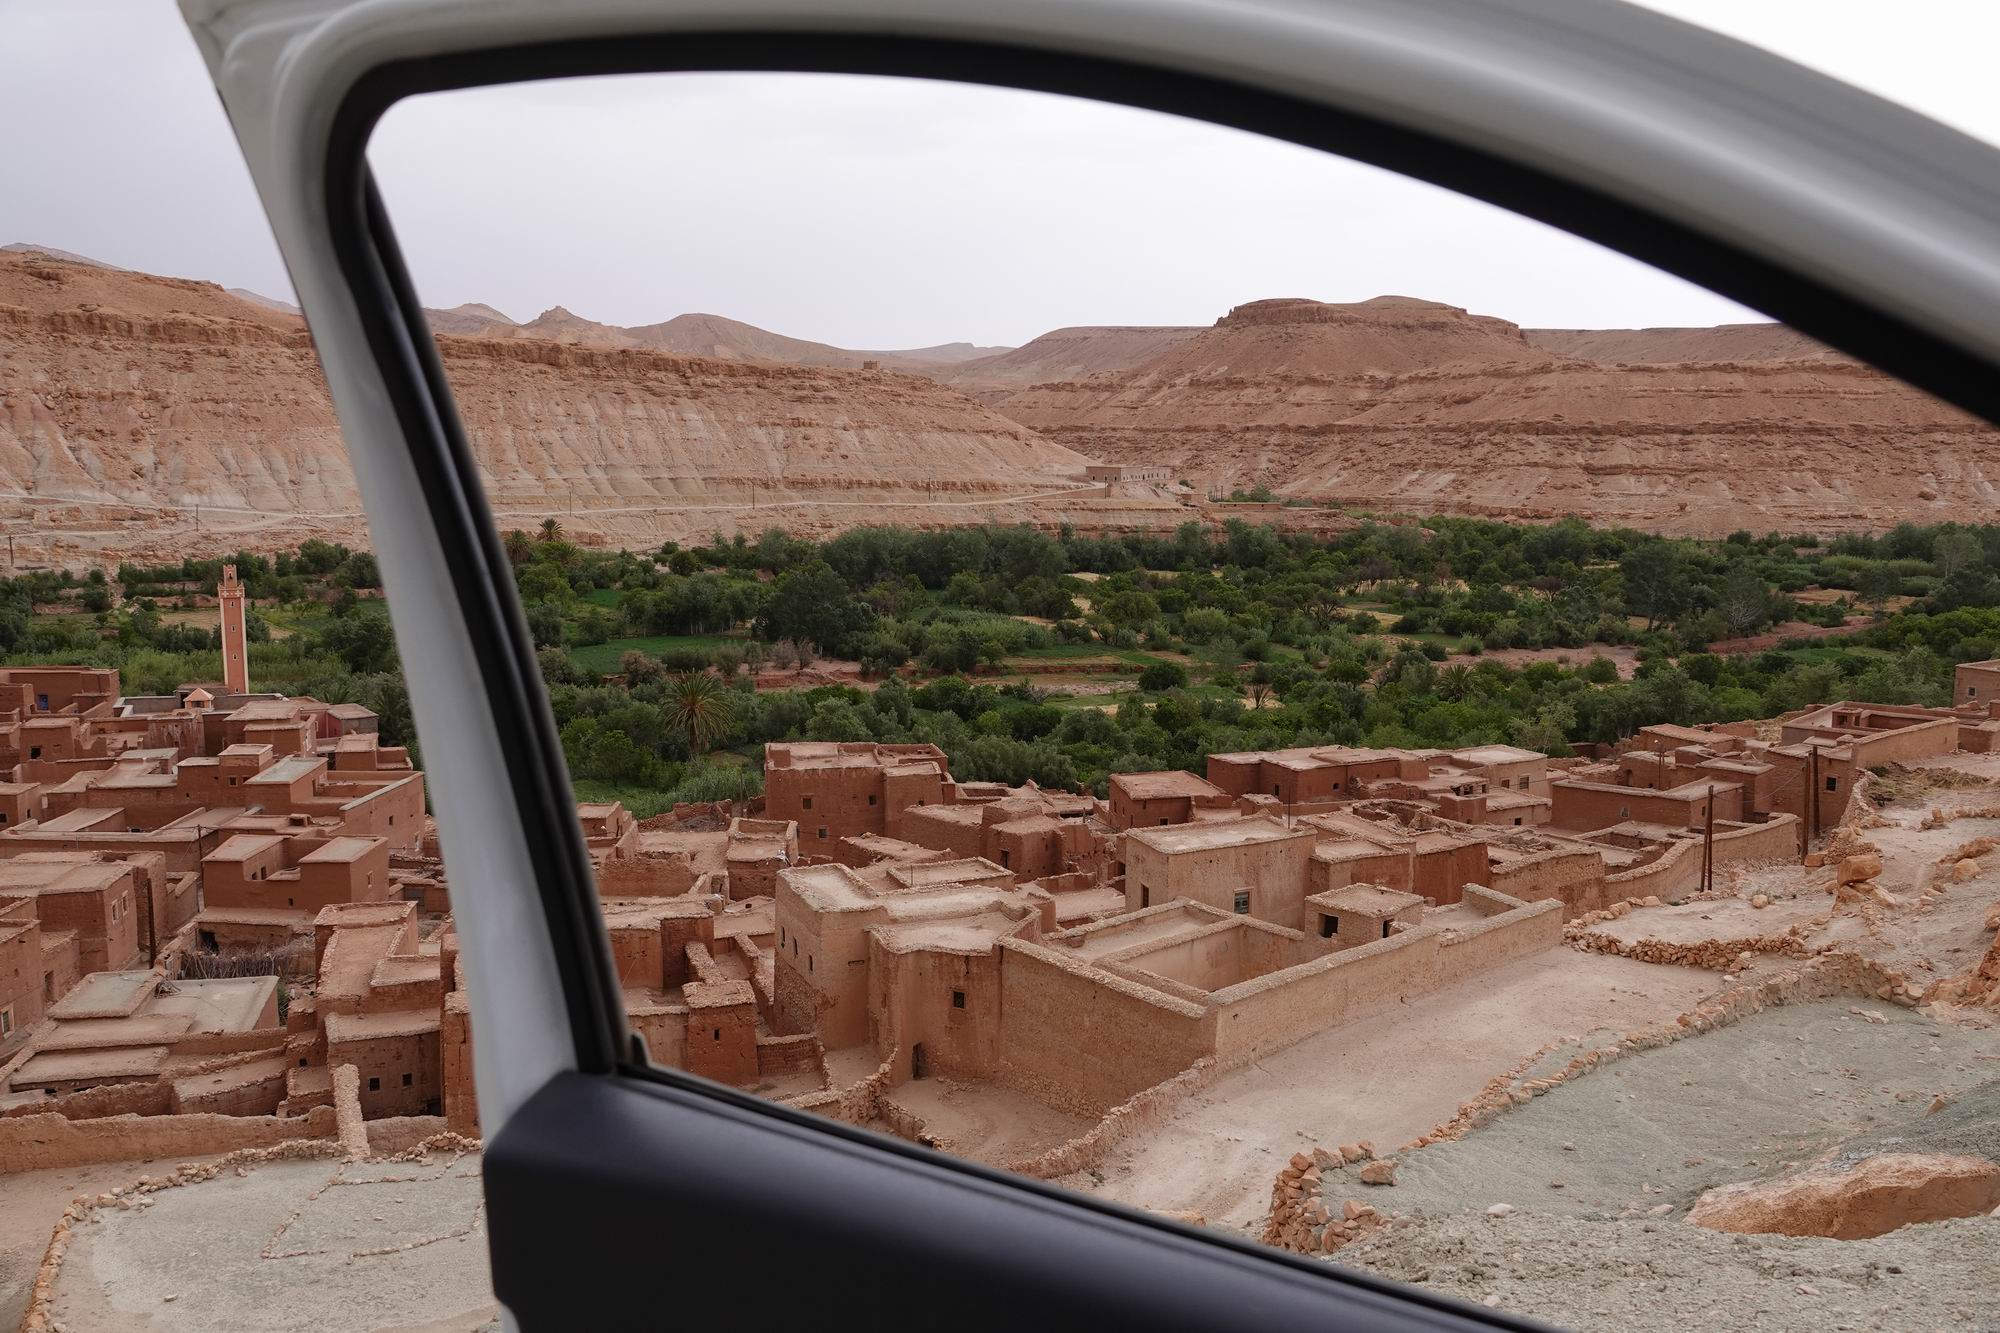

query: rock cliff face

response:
[987,297,2000,534]
[0,251,1087,559]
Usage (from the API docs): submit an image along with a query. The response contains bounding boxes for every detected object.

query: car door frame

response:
[181,0,2000,1327]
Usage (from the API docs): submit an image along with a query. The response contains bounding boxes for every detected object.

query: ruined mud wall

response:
[1005,1058,1219,1180]
[996,939,1213,1116]
[0,1104,336,1174]
[1487,848,1608,917]
[1433,897,1565,974]
[1210,930,1446,1067]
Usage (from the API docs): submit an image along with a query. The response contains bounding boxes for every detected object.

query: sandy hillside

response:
[990,295,2000,534]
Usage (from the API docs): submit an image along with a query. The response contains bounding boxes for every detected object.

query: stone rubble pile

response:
[1260,1142,1395,1255]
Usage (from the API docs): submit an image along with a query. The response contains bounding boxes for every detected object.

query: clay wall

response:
[1486,848,1609,918]
[684,989,759,1086]
[0,900,46,1039]
[1956,662,2000,707]
[1123,827,1314,928]
[329,1029,440,1118]
[897,805,985,861]
[594,851,700,898]
[1432,893,1565,974]
[1412,839,1489,904]
[996,938,1214,1117]
[1210,930,1446,1068]
[756,1033,822,1079]
[870,941,1004,1082]
[441,991,477,1137]
[0,1103,335,1174]
[1550,781,1713,832]
[1848,716,1958,767]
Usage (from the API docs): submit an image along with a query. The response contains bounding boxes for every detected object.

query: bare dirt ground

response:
[45,1150,496,1333]
[885,1077,1094,1165]
[1066,950,1724,1231]
[0,1156,229,1329]
[1330,1002,2000,1332]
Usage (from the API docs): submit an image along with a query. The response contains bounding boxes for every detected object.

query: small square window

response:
[868,794,877,806]
[802,796,813,810]
[952,990,966,1009]
[818,828,827,839]
[1233,890,1250,914]
[402,1072,413,1087]
[368,1076,380,1091]
[1319,915,1335,939]
[1825,776,1838,792]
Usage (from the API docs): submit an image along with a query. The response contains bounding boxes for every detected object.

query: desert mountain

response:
[430,303,1009,372]
[6,245,1999,554]
[937,325,1206,394]
[988,295,2000,534]
[1525,323,1843,364]
[0,249,1089,560]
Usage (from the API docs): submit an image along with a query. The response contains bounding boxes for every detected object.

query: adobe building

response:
[0,896,76,1057]
[1207,746,1410,810]
[293,899,447,1119]
[1107,770,1234,830]
[1083,463,1173,484]
[1121,815,1315,927]
[1549,777,1737,833]
[1305,883,1426,950]
[772,858,1045,1062]
[0,855,146,975]
[898,791,1101,882]
[1955,659,2000,708]
[996,884,1561,1117]
[196,831,394,951]
[0,968,280,1103]
[763,742,949,847]
[1298,810,1491,906]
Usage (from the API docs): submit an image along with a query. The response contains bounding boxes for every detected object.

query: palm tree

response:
[503,529,534,567]
[538,517,565,543]
[665,671,733,756]
[1438,663,1474,701]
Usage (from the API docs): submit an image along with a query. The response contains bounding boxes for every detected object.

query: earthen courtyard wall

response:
[995,938,1214,1116]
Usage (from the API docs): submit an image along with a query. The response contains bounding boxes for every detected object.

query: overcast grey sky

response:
[5,1,1998,349]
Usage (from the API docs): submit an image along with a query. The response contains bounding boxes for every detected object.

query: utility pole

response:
[1807,745,1821,849]
[1703,783,1715,896]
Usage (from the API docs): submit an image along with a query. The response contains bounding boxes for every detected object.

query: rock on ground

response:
[1686,1153,2000,1240]
[1335,1209,2000,1333]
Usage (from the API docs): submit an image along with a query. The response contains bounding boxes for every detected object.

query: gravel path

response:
[1312,1001,2000,1331]
[1337,1209,2000,1332]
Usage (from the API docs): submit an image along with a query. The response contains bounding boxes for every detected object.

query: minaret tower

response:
[219,563,250,696]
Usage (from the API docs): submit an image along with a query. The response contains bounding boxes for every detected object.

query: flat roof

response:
[207,833,287,862]
[1452,745,1547,766]
[246,755,324,785]
[1126,816,1303,854]
[325,1008,440,1042]
[1112,771,1221,799]
[1310,884,1425,914]
[300,836,382,863]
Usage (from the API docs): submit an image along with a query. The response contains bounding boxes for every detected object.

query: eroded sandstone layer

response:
[0,251,1091,558]
[988,296,2000,535]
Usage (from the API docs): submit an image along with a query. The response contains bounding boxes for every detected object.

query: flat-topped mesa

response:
[1214,295,1528,343]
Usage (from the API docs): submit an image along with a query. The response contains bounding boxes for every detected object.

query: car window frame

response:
[287,20,2000,1327]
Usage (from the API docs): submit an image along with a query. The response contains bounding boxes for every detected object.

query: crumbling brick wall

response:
[0,1104,336,1173]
